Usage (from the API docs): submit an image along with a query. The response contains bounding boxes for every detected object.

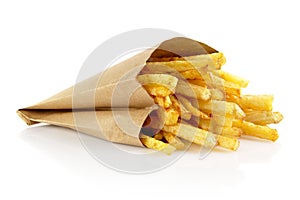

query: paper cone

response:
[17,37,218,147]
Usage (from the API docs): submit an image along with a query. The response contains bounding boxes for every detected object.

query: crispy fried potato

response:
[213,70,249,88]
[189,78,241,97]
[164,107,179,125]
[179,69,204,80]
[228,95,274,111]
[244,111,283,125]
[154,132,163,140]
[137,74,178,93]
[198,120,242,138]
[210,88,225,100]
[143,84,172,97]
[139,48,282,154]
[176,80,211,101]
[145,52,225,72]
[169,95,192,120]
[154,96,172,108]
[178,95,210,119]
[197,100,245,119]
[163,124,217,148]
[162,131,185,150]
[199,117,232,130]
[140,134,176,155]
[216,135,240,151]
[233,120,279,141]
[219,127,242,138]
[163,124,239,150]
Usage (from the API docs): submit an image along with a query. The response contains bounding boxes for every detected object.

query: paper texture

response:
[17,37,218,147]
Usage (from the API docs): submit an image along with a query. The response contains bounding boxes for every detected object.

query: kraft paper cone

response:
[17,37,218,147]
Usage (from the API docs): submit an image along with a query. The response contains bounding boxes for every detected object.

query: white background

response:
[1,0,299,199]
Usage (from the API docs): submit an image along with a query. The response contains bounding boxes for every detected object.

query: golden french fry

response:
[162,131,185,150]
[169,95,192,120]
[137,74,178,93]
[188,79,206,87]
[220,127,242,138]
[163,124,239,150]
[210,88,225,100]
[216,135,240,151]
[145,52,225,72]
[179,69,204,80]
[244,111,283,125]
[154,96,172,108]
[143,84,172,97]
[233,120,279,141]
[197,100,245,119]
[176,80,211,101]
[189,78,241,97]
[164,107,179,125]
[163,124,217,148]
[213,70,249,88]
[169,95,180,110]
[140,134,176,155]
[208,73,241,96]
[211,114,234,127]
[229,95,274,111]
[199,117,231,130]
[178,95,210,119]
[154,132,163,140]
[198,119,241,138]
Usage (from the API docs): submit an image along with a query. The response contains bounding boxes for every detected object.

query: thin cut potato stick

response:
[228,95,274,111]
[176,81,211,101]
[198,116,233,128]
[213,70,249,88]
[179,69,204,80]
[145,52,225,72]
[163,124,217,148]
[154,96,172,108]
[188,79,206,87]
[244,111,283,125]
[137,74,178,93]
[164,107,179,125]
[198,119,242,138]
[189,78,241,97]
[178,95,210,119]
[199,122,243,137]
[140,134,176,155]
[233,120,279,141]
[219,127,242,138]
[199,118,231,130]
[210,88,225,100]
[143,84,172,97]
[197,100,245,119]
[163,124,239,150]
[162,131,185,150]
[169,95,192,120]
[154,132,163,140]
[216,135,240,151]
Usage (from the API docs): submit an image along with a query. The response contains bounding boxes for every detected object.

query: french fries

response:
[244,111,283,125]
[176,80,211,101]
[162,131,185,150]
[213,70,249,88]
[140,134,176,155]
[137,49,283,155]
[233,120,279,141]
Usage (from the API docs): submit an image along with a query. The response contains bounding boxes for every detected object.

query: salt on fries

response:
[137,52,283,155]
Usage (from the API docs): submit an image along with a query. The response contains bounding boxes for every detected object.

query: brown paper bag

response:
[17,37,218,147]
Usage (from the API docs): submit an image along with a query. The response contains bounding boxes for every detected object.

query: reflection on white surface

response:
[19,124,281,187]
